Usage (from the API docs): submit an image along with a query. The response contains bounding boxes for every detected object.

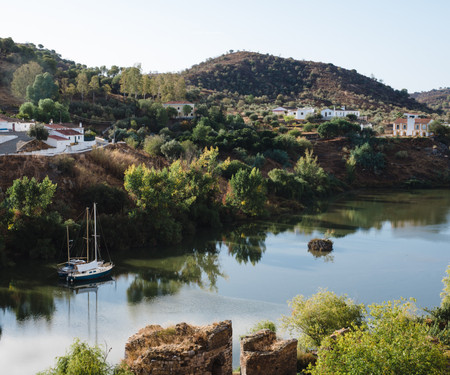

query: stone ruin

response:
[124,321,299,374]
[124,320,232,375]
[240,329,297,375]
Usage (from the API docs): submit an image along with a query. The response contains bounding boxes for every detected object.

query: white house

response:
[393,113,432,137]
[163,101,195,118]
[321,107,360,120]
[295,107,315,120]
[45,123,85,143]
[0,114,35,132]
[272,106,288,116]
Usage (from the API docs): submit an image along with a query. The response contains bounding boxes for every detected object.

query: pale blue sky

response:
[1,0,448,92]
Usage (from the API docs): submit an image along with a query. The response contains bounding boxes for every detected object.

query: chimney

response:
[79,122,82,128]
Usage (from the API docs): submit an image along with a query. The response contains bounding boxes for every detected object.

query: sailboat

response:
[58,203,114,282]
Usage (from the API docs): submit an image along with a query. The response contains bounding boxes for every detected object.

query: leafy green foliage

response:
[160,139,183,160]
[441,264,450,307]
[6,176,56,216]
[350,142,386,172]
[310,299,447,375]
[226,168,266,216]
[11,61,43,99]
[143,134,165,156]
[294,149,328,195]
[27,123,49,140]
[26,72,58,104]
[267,169,306,201]
[37,339,133,375]
[248,320,277,334]
[317,119,361,138]
[220,158,251,180]
[282,288,364,349]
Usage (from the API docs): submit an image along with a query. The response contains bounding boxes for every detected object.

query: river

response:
[0,189,449,374]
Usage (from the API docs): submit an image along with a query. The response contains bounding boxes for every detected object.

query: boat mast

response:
[66,225,70,263]
[94,203,98,262]
[86,207,90,263]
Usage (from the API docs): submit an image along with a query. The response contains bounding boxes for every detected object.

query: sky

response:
[1,0,449,93]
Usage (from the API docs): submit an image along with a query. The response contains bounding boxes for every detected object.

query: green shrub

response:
[248,320,277,334]
[161,139,183,160]
[350,142,385,172]
[303,123,315,132]
[297,350,317,374]
[226,167,266,216]
[220,159,251,180]
[310,299,447,375]
[294,150,328,195]
[143,134,165,156]
[264,149,290,166]
[54,155,75,176]
[395,150,408,159]
[288,129,302,137]
[267,169,306,201]
[37,339,133,375]
[317,119,360,138]
[281,288,364,349]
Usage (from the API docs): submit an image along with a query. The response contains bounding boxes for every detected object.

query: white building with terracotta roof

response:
[393,113,432,137]
[163,101,195,118]
[321,106,360,120]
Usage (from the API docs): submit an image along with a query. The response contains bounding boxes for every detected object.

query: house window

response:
[403,125,407,129]
[415,125,419,129]
[396,124,400,129]
[422,125,426,129]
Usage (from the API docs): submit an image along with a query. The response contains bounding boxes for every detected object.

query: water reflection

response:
[0,281,55,322]
[0,189,448,322]
[124,242,225,304]
[221,223,267,265]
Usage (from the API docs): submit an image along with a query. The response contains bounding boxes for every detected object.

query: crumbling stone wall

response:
[240,329,297,375]
[124,320,232,375]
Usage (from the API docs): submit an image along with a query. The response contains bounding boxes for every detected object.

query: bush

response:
[160,139,183,160]
[54,155,75,176]
[267,169,306,201]
[317,119,360,138]
[37,339,133,375]
[143,134,165,156]
[288,128,302,137]
[226,167,266,216]
[395,150,408,159]
[281,288,364,349]
[220,159,251,180]
[350,143,385,171]
[303,123,315,132]
[310,299,447,375]
[264,149,290,166]
[294,150,328,195]
[248,320,277,334]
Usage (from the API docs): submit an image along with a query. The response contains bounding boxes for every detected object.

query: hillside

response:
[411,88,450,115]
[184,51,430,112]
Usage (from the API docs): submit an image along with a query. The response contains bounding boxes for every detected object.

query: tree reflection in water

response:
[0,281,56,322]
[126,242,225,304]
[220,223,267,265]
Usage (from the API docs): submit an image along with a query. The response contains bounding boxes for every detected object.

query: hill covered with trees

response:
[411,88,450,115]
[184,51,430,112]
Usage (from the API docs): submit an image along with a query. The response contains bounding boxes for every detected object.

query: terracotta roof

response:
[46,123,68,129]
[394,118,407,123]
[164,101,194,105]
[414,118,432,124]
[48,135,69,141]
[57,129,82,136]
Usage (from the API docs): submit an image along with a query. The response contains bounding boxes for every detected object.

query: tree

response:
[429,120,450,139]
[294,149,328,194]
[26,72,58,104]
[6,176,56,216]
[37,339,132,375]
[141,74,152,99]
[18,102,36,120]
[317,119,360,138]
[27,123,49,141]
[226,167,266,216]
[310,299,447,375]
[182,104,193,117]
[281,288,365,349]
[76,72,89,102]
[166,106,178,118]
[11,61,43,99]
[441,264,450,307]
[89,75,100,102]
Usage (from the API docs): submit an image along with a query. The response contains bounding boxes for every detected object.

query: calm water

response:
[1,189,449,374]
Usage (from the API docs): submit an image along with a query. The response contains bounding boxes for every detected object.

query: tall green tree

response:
[89,75,100,102]
[26,72,58,104]
[6,176,56,217]
[76,72,89,102]
[11,61,43,99]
